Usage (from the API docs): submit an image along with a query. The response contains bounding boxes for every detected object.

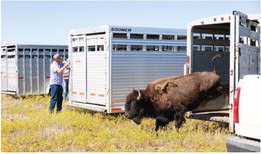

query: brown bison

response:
[125,54,224,131]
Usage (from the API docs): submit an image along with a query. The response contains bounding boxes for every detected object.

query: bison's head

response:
[125,89,147,125]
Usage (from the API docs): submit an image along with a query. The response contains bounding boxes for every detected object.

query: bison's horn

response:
[137,89,142,100]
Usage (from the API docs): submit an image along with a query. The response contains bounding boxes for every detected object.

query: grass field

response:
[1,94,231,152]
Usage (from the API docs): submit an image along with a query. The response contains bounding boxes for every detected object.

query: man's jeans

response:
[49,84,63,113]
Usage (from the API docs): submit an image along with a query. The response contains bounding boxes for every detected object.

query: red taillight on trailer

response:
[234,87,241,123]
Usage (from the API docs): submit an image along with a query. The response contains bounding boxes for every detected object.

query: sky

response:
[1,1,260,45]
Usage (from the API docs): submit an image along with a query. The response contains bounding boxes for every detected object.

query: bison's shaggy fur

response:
[125,71,223,131]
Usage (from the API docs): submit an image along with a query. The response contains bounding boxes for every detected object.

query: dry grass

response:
[1,94,231,152]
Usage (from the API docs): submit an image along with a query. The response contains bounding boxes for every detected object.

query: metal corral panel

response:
[110,51,186,111]
[1,44,68,95]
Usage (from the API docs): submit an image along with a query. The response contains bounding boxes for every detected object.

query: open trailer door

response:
[232,11,260,84]
[229,11,260,132]
[187,11,260,132]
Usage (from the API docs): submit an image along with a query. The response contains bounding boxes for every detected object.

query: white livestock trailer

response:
[1,43,68,95]
[185,11,260,132]
[68,25,187,113]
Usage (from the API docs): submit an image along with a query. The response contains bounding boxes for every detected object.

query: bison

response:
[125,53,224,131]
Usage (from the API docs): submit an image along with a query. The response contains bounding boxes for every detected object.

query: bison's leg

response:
[155,116,169,131]
[174,109,186,130]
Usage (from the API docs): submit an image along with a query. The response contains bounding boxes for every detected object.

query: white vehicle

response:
[226,75,261,152]
[186,10,260,133]
[68,25,187,113]
[1,43,68,95]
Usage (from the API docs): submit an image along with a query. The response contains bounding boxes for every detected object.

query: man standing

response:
[49,54,70,113]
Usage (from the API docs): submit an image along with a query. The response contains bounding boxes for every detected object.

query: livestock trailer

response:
[1,43,68,95]
[68,25,187,113]
[185,11,260,132]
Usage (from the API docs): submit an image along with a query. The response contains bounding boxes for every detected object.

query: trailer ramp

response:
[188,110,229,123]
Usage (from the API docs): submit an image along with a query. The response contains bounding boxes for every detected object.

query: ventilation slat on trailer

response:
[69,25,187,113]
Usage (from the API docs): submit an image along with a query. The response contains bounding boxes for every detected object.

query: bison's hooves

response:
[175,124,182,130]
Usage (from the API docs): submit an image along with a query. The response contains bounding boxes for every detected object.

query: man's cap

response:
[53,54,61,59]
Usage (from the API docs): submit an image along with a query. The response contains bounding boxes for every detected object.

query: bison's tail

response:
[211,52,224,73]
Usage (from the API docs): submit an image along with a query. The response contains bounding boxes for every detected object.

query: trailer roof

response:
[69,25,186,35]
[1,43,68,47]
[188,13,260,27]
